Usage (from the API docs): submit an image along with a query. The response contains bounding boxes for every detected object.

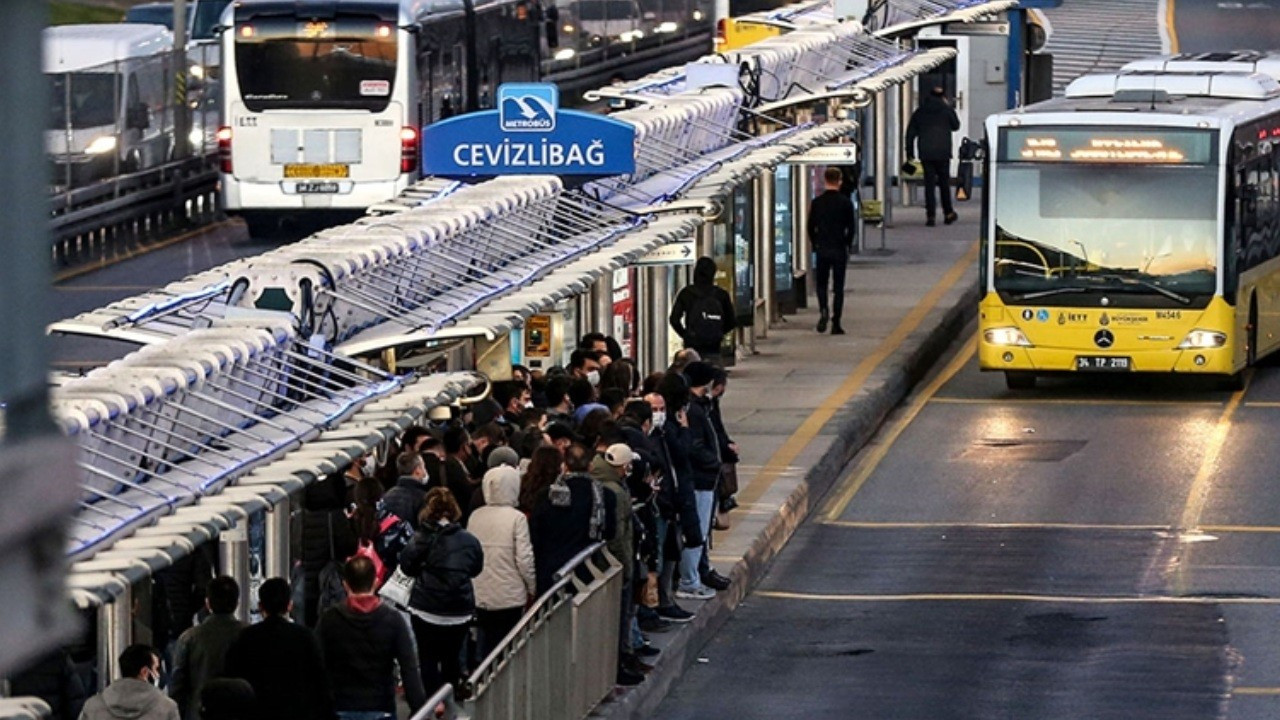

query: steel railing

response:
[410,542,623,720]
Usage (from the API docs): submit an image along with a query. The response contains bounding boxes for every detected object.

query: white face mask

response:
[361,456,376,477]
[651,410,667,428]
[523,400,534,409]
[587,369,601,386]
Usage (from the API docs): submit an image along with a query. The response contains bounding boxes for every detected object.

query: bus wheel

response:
[240,212,280,238]
[1005,371,1036,390]
[1247,302,1258,367]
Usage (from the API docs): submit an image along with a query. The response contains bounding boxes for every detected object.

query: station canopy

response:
[47,0,1010,600]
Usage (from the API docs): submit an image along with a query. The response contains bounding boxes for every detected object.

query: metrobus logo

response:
[499,84,557,132]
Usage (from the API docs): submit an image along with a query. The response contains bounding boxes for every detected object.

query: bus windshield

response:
[49,73,119,129]
[234,16,397,112]
[993,163,1219,303]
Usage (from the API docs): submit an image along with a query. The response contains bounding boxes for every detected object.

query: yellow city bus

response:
[979,52,1280,390]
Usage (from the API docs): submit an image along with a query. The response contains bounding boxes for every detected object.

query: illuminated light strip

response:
[754,590,1280,605]
[1233,688,1280,696]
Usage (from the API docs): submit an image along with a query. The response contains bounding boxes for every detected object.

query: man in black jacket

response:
[682,362,731,592]
[225,579,333,720]
[316,557,427,719]
[644,391,701,624]
[807,166,856,335]
[169,577,244,720]
[906,86,962,227]
[670,257,736,366]
[381,452,430,526]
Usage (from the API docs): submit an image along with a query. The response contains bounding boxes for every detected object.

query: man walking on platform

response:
[905,86,961,227]
[807,167,856,335]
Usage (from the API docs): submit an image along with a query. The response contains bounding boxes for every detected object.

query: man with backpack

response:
[669,256,736,367]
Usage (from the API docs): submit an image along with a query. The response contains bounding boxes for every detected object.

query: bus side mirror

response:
[126,103,150,130]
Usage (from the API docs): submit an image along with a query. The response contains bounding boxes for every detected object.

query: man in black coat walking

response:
[807,167,856,335]
[225,578,334,720]
[906,86,962,227]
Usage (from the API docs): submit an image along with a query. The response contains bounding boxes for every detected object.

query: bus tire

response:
[1247,301,1258,367]
[1004,371,1036,390]
[240,211,280,238]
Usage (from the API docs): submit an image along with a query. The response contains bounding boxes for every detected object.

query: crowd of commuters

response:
[37,325,744,719]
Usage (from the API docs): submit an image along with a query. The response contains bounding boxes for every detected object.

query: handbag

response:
[378,566,415,609]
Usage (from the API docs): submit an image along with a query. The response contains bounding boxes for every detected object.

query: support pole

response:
[793,164,812,305]
[899,79,916,206]
[220,521,252,622]
[173,0,190,160]
[874,91,889,251]
[265,497,291,583]
[98,592,132,690]
[592,274,613,337]
[756,170,776,333]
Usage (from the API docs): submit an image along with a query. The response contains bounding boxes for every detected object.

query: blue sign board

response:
[422,83,636,178]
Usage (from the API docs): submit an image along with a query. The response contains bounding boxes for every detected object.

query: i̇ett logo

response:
[499,84,557,132]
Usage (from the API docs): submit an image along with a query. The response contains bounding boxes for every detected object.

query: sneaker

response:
[701,570,731,591]
[639,615,675,633]
[817,312,829,333]
[830,323,846,336]
[676,585,716,600]
[657,604,696,623]
[617,666,645,686]
[637,643,661,657]
[926,217,936,227]
[944,211,958,225]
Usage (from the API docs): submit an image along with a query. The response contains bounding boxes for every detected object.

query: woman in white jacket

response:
[467,465,536,657]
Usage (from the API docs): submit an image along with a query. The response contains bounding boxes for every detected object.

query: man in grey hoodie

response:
[80,644,180,720]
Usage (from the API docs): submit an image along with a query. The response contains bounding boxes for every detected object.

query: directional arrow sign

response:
[633,241,697,267]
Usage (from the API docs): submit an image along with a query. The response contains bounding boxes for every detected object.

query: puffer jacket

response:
[400,521,484,619]
[467,467,536,610]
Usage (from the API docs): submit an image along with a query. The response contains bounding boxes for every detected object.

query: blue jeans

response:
[678,490,715,590]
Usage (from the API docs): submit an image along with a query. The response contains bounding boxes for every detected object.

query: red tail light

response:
[715,18,726,47]
[217,126,233,173]
[400,126,419,175]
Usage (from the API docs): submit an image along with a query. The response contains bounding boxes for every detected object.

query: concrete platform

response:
[592,202,982,718]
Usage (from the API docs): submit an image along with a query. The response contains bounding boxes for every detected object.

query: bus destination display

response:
[1001,128,1214,164]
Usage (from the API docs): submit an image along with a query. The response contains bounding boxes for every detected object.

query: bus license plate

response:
[1075,356,1131,371]
[284,163,349,179]
[296,182,339,194]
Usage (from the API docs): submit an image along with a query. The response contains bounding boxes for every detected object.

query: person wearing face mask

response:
[677,362,731,594]
[81,644,180,720]
[568,349,604,387]
[493,381,531,427]
[651,380,705,619]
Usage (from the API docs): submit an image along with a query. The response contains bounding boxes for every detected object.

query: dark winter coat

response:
[709,394,738,464]
[170,613,245,720]
[669,257,737,355]
[300,509,358,627]
[315,599,427,714]
[399,521,484,619]
[381,476,428,524]
[807,189,856,260]
[653,420,703,546]
[905,94,961,161]
[684,394,722,491]
[528,473,618,595]
[224,616,333,720]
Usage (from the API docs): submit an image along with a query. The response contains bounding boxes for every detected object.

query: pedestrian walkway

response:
[594,203,980,718]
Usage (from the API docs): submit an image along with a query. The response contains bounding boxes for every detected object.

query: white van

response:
[45,24,177,186]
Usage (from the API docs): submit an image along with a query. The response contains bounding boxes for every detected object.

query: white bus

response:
[218,0,541,235]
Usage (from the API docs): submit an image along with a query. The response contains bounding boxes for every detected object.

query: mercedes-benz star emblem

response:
[1094,329,1115,349]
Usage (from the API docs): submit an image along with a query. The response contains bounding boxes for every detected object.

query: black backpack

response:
[686,290,725,349]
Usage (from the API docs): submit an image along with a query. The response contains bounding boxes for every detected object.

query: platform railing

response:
[410,542,623,720]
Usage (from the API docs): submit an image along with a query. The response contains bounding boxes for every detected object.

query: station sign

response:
[634,240,697,266]
[421,83,636,178]
[787,143,859,165]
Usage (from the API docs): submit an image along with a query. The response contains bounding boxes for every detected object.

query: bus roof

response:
[43,24,174,74]
[231,0,522,26]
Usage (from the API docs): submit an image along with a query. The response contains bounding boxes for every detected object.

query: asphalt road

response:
[1172,0,1280,53]
[654,331,1280,719]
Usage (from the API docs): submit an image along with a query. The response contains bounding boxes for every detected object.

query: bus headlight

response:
[1177,330,1227,349]
[983,327,1032,347]
[85,135,118,155]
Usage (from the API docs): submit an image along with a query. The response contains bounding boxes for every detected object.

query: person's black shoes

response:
[617,665,645,686]
[817,312,829,333]
[701,570,731,591]
[831,323,846,335]
[944,211,958,225]
[639,615,675,633]
[657,604,696,623]
[720,495,739,513]
[637,643,661,658]
[926,217,936,227]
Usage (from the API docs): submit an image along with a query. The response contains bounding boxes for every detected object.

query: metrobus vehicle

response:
[979,52,1280,390]
[219,0,540,234]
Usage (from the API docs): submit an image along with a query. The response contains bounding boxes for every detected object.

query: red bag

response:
[350,539,388,587]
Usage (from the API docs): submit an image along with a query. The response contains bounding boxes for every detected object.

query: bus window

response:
[234,16,397,111]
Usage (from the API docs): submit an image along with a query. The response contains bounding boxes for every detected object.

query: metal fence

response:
[410,543,623,720]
